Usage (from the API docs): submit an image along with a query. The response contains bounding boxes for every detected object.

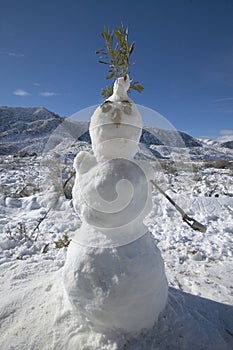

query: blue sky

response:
[0,0,233,138]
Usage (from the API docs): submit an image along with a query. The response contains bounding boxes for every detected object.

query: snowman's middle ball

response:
[89,101,143,161]
[73,158,152,230]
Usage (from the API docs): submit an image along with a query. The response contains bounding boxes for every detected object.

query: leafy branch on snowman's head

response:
[96,23,144,98]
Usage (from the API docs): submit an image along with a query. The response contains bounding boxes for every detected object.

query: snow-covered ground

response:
[0,143,233,349]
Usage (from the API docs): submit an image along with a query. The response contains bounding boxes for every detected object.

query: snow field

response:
[0,149,232,349]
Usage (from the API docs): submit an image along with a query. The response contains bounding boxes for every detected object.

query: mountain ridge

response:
[0,106,232,157]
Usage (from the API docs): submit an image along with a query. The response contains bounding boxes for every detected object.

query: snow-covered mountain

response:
[1,106,232,163]
[0,107,63,155]
[0,106,202,155]
[141,126,202,147]
[199,135,233,150]
[220,140,233,149]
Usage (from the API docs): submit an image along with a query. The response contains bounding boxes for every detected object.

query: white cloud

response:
[220,129,233,136]
[13,89,30,96]
[0,51,25,57]
[215,97,233,103]
[39,91,60,97]
[33,82,40,87]
[215,97,233,113]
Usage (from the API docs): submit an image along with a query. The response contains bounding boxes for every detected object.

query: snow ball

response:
[5,197,22,208]
[191,251,205,261]
[0,196,6,207]
[72,158,152,231]
[0,238,18,250]
[0,218,8,225]
[63,232,168,334]
[28,197,41,210]
[89,100,142,161]
[73,151,96,174]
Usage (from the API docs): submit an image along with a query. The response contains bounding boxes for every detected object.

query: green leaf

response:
[129,42,135,55]
[101,85,113,98]
[97,24,143,97]
[114,30,124,46]
[101,32,106,40]
[98,60,109,65]
[106,72,114,80]
[130,83,144,93]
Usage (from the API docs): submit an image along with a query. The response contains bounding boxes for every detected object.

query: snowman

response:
[63,75,168,334]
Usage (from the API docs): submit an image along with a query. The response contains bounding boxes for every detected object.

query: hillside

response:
[0,106,205,156]
[0,107,63,155]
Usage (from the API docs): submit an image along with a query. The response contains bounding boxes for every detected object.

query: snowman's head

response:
[89,99,143,161]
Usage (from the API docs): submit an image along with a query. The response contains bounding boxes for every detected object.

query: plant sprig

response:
[96,24,144,98]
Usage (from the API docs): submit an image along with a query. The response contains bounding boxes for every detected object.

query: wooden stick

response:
[150,180,207,233]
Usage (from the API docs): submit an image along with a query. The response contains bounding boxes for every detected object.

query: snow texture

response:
[63,233,168,334]
[89,103,142,161]
[72,154,153,242]
[0,94,233,348]
[0,149,232,349]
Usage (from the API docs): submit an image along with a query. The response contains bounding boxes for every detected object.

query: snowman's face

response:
[89,100,142,160]
[90,100,142,128]
[100,100,132,126]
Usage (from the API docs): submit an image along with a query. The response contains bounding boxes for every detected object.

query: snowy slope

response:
[199,135,233,150]
[0,146,232,349]
[0,107,90,155]
[0,107,62,154]
[141,126,202,147]
[0,106,232,349]
[220,140,233,149]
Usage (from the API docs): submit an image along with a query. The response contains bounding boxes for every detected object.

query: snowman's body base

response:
[63,229,168,334]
